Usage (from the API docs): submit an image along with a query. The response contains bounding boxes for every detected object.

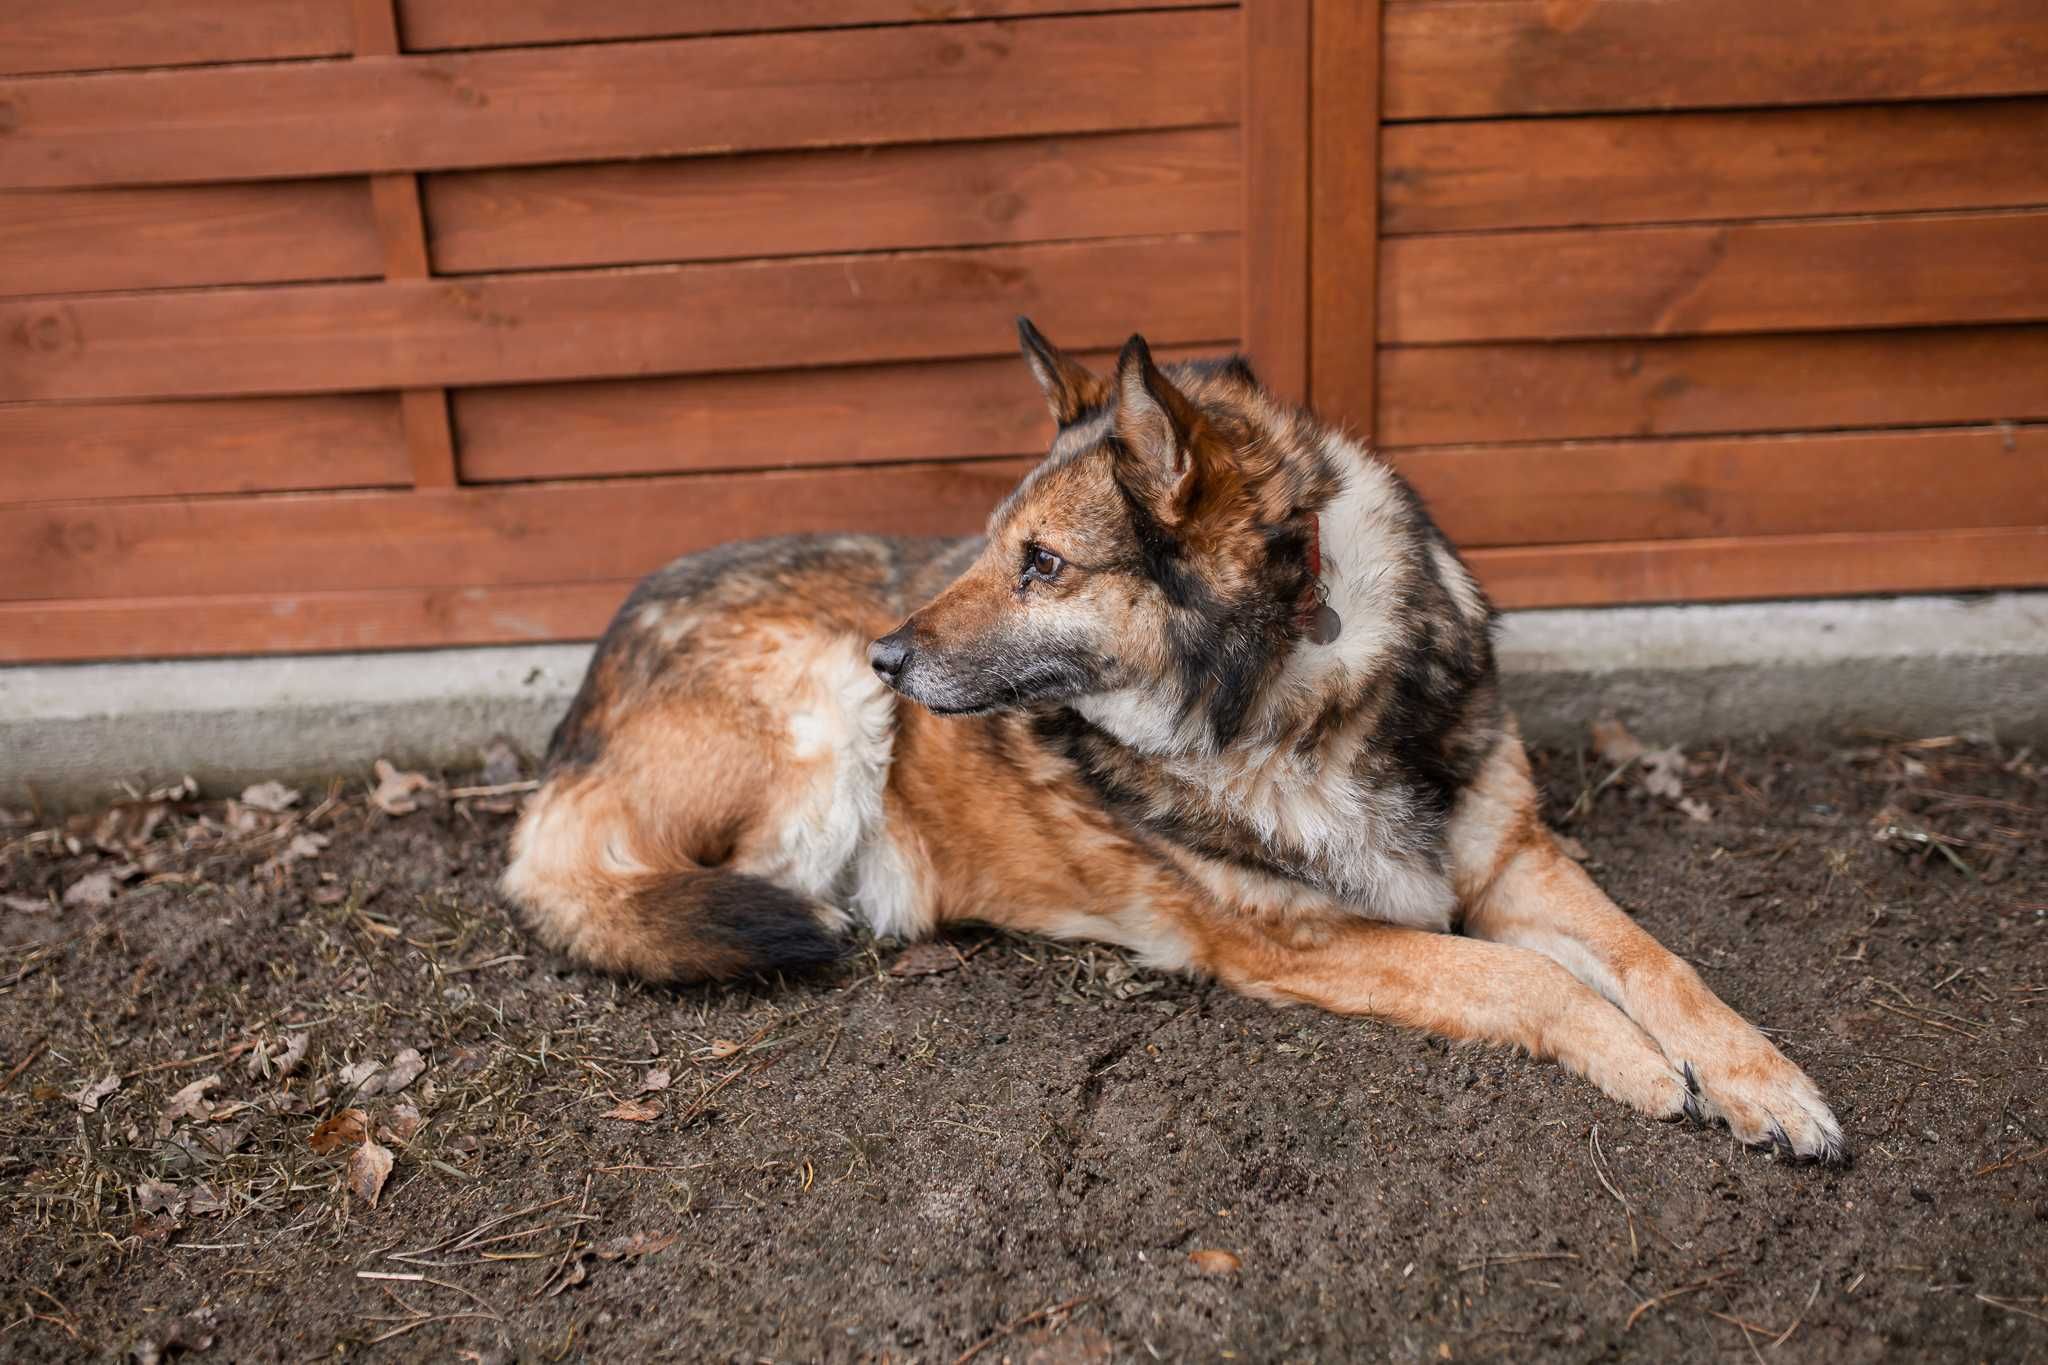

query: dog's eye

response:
[1025,546,1065,582]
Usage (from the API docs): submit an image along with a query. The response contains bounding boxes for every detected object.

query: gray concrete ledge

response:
[4,594,2043,811]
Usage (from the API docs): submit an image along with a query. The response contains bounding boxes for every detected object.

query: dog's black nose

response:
[868,629,913,685]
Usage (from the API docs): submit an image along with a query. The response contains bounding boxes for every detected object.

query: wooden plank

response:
[1378,324,2048,446]
[0,11,1241,190]
[0,582,634,663]
[1468,526,2048,610]
[1240,0,1310,400]
[425,128,1240,274]
[0,461,1032,603]
[398,0,1222,51]
[0,182,382,297]
[0,396,408,505]
[454,344,1226,483]
[0,235,1241,402]
[1307,0,1380,433]
[1382,98,2048,236]
[1381,211,2048,344]
[1383,0,2048,121]
[0,0,351,77]
[1396,425,2048,548]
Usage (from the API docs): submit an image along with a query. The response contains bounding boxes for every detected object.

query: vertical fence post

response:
[1243,0,1312,404]
[1308,0,1381,440]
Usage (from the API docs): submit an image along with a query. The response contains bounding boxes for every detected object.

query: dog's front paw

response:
[1681,1054,1846,1164]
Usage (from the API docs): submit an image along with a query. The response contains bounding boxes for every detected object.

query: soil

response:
[1,732,2043,1363]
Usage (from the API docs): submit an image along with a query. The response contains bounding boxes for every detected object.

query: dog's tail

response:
[501,779,848,983]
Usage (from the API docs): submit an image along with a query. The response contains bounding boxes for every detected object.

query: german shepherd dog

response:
[504,322,1845,1162]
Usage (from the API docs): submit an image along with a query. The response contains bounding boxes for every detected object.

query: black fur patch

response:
[658,871,847,975]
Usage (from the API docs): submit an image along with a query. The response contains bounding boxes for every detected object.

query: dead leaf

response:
[63,871,118,908]
[238,780,300,813]
[1639,746,1688,802]
[2,894,53,915]
[184,1183,227,1216]
[704,1039,743,1059]
[135,1180,182,1216]
[544,1254,590,1297]
[595,1231,678,1260]
[162,1073,221,1123]
[638,1067,672,1094]
[889,942,963,978]
[246,1032,309,1082]
[377,1047,427,1094]
[70,1072,120,1112]
[308,1107,370,1154]
[602,1097,662,1123]
[369,759,434,816]
[260,831,329,875]
[379,1102,423,1143]
[1676,796,1714,824]
[338,1059,382,1093]
[1187,1248,1242,1276]
[348,1138,394,1207]
[1590,717,1647,766]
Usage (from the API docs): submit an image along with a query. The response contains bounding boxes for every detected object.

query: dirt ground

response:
[2,728,2043,1363]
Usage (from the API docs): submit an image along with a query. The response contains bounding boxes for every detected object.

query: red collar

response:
[1297,512,1342,645]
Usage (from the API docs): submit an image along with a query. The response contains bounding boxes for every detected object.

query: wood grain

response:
[425,128,1239,274]
[1307,0,1381,433]
[1383,0,2048,120]
[0,0,351,77]
[1,396,408,505]
[1381,210,2048,344]
[0,11,1241,189]
[0,462,1032,603]
[1378,324,2048,446]
[1382,97,2048,235]
[1,235,1241,402]
[1397,425,2048,547]
[1240,0,1310,400]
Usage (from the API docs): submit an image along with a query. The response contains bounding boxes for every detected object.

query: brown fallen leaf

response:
[704,1039,743,1059]
[1676,796,1714,824]
[889,942,964,978]
[348,1138,395,1207]
[70,1072,121,1112]
[63,871,119,908]
[162,1073,221,1124]
[379,1102,423,1143]
[1639,746,1688,802]
[259,831,329,876]
[1590,716,1647,766]
[1187,1248,1242,1276]
[602,1097,662,1123]
[3,893,54,914]
[238,780,300,813]
[369,759,434,816]
[377,1047,427,1094]
[638,1067,673,1094]
[135,1180,182,1216]
[595,1231,678,1260]
[308,1107,370,1154]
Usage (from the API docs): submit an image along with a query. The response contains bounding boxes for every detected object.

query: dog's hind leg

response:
[1194,916,1695,1123]
[1446,733,1846,1162]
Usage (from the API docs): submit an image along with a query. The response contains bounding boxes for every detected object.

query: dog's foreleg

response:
[1448,736,1846,1162]
[1195,917,1696,1123]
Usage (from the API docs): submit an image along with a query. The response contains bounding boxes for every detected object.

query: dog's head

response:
[869,319,1338,749]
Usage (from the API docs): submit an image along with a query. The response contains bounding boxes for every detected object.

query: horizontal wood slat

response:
[455,345,1224,483]
[1381,211,2048,344]
[1382,98,2048,235]
[0,582,636,663]
[1,396,407,504]
[1,181,382,297]
[1399,425,2048,547]
[0,0,352,77]
[1,462,1033,604]
[398,0,1223,51]
[1466,526,2048,610]
[1379,325,2048,446]
[0,11,1239,190]
[426,128,1239,274]
[1382,0,2048,121]
[9,525,2043,663]
[0,235,1241,402]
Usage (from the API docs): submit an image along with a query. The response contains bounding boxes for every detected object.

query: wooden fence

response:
[1,0,2043,663]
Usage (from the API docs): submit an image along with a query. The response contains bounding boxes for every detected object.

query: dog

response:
[503,320,1845,1162]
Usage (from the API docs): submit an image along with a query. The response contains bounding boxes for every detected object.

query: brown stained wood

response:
[1382,0,2048,121]
[1381,211,2048,344]
[368,175,432,277]
[0,396,408,505]
[0,182,382,298]
[0,12,1241,190]
[398,0,1222,51]
[1240,0,1310,400]
[0,235,1241,402]
[399,388,457,489]
[1467,526,2048,610]
[0,0,352,77]
[0,461,1033,603]
[1395,425,2048,548]
[1377,324,2048,447]
[1307,0,1380,434]
[453,344,1226,483]
[0,581,635,663]
[1382,98,2048,236]
[424,129,1240,274]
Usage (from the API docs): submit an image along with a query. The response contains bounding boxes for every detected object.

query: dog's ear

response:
[1111,334,1216,524]
[1017,317,1108,427]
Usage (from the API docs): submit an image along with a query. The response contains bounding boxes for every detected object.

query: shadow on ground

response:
[2,734,2043,1362]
